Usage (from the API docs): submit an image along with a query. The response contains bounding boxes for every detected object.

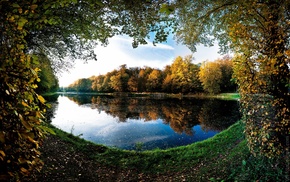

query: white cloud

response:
[58,35,222,87]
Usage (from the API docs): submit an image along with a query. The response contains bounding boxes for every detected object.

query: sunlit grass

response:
[215,93,240,100]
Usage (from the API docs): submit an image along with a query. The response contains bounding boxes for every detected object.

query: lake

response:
[48,94,241,150]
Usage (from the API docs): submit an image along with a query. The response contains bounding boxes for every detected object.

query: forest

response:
[65,55,237,94]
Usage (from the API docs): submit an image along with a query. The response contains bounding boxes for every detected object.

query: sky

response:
[58,35,222,87]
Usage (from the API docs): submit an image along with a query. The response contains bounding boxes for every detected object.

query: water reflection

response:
[50,94,240,150]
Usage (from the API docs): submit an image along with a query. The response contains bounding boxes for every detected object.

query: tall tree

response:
[168,55,201,93]
[162,65,173,92]
[127,67,140,92]
[217,56,236,92]
[74,78,92,92]
[110,65,129,92]
[146,69,163,92]
[35,53,59,94]
[199,61,222,94]
[175,0,290,157]
[92,75,105,92]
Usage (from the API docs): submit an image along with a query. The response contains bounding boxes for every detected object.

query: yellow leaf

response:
[30,4,38,10]
[0,150,5,157]
[18,157,27,164]
[20,167,29,174]
[19,114,32,130]
[37,95,45,104]
[17,17,28,30]
[22,101,29,107]
[27,136,39,148]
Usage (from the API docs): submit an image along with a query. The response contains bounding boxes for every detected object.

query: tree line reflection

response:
[63,95,241,135]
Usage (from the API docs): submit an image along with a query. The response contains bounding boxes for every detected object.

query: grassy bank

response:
[194,92,240,100]
[26,120,288,181]
[34,122,247,181]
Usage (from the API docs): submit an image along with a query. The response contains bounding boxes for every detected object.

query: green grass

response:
[214,93,240,100]
[47,121,246,179]
[46,120,288,181]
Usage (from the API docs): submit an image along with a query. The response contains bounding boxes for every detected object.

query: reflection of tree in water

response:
[198,99,241,132]
[66,94,93,105]
[65,95,240,135]
[161,99,201,135]
[43,94,59,123]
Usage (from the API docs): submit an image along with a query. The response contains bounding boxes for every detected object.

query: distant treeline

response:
[64,55,237,94]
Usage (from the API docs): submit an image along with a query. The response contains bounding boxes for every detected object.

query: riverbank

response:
[52,91,240,100]
[24,122,246,181]
[23,120,289,181]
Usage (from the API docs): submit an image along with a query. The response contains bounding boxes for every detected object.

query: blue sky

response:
[58,35,221,87]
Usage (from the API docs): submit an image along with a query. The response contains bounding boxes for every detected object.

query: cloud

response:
[58,35,222,87]
[112,35,175,50]
[133,135,169,144]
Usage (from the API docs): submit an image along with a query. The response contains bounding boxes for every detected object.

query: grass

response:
[46,121,247,181]
[44,120,289,181]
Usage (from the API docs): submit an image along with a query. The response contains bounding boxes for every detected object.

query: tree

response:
[217,56,236,93]
[35,54,59,94]
[199,61,222,94]
[74,78,92,92]
[168,55,202,93]
[175,0,290,157]
[92,75,105,92]
[110,65,129,92]
[162,65,173,92]
[146,69,163,92]
[198,57,236,94]
[127,67,140,92]
[0,0,174,180]
[139,66,153,92]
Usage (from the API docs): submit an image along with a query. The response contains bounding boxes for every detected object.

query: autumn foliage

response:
[0,1,47,180]
[175,0,290,158]
[67,56,236,94]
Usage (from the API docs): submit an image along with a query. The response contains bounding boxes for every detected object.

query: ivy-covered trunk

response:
[0,1,46,180]
[239,1,290,158]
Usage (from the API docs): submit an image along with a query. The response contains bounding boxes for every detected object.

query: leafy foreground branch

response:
[23,121,289,181]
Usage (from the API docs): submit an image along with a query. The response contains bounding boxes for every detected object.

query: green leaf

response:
[38,125,56,135]
[242,160,247,166]
[160,4,174,15]
[12,3,20,8]
[48,18,56,25]
[17,17,28,30]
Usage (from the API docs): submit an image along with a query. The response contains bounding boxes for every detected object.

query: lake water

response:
[49,94,240,150]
